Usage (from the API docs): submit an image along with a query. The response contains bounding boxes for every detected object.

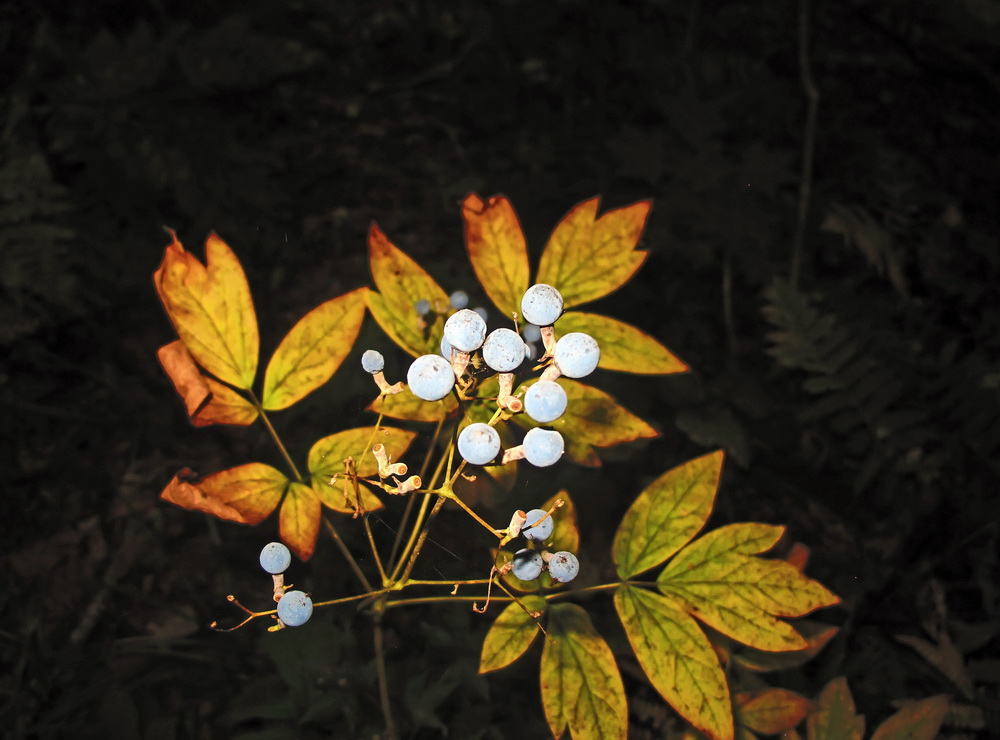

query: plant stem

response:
[398,497,446,584]
[388,416,446,568]
[373,608,397,740]
[250,391,304,482]
[385,594,515,609]
[791,0,819,289]
[363,514,388,585]
[322,516,373,593]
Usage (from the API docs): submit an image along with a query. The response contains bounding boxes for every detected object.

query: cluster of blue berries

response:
[361,283,600,472]
[506,507,580,585]
[260,542,313,628]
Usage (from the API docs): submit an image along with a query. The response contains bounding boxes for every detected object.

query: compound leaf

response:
[735,688,812,735]
[308,426,417,482]
[160,463,286,525]
[658,523,841,651]
[537,198,650,309]
[807,677,865,740]
[368,386,458,422]
[279,482,322,560]
[261,287,367,410]
[479,596,546,674]
[366,223,449,358]
[869,695,950,740]
[541,603,627,740]
[463,193,530,320]
[615,584,732,740]
[612,450,723,580]
[558,312,688,375]
[153,230,259,389]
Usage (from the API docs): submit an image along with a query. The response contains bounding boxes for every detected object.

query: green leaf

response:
[368,385,458,422]
[807,677,865,740]
[308,426,417,481]
[463,193,530,320]
[658,523,841,651]
[261,287,367,410]
[869,695,950,740]
[540,603,627,740]
[557,312,687,375]
[615,584,732,740]
[612,450,723,579]
[366,223,450,358]
[478,596,546,674]
[536,198,651,308]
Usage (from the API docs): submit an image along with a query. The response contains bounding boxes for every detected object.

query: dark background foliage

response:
[2,0,998,737]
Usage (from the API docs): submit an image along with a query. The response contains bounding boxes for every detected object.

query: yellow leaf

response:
[658,523,841,651]
[515,379,657,466]
[160,463,286,525]
[463,193,530,320]
[308,426,417,481]
[280,482,322,560]
[807,677,865,740]
[537,198,651,308]
[366,223,449,357]
[478,596,545,674]
[733,621,839,673]
[194,378,260,427]
[869,695,950,740]
[735,688,812,735]
[612,451,723,579]
[557,312,688,375]
[368,385,458,422]
[541,603,627,740]
[261,287,367,410]
[615,585,732,740]
[313,478,385,515]
[153,230,259,389]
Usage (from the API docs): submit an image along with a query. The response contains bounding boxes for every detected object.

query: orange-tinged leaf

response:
[261,287,367,410]
[807,677,865,740]
[515,379,657,466]
[368,385,458,422]
[736,688,812,735]
[479,596,546,674]
[366,223,450,357]
[463,193,530,319]
[541,603,627,740]
[307,426,417,482]
[557,312,688,375]
[615,585,732,740]
[658,523,841,652]
[157,340,212,418]
[537,198,651,308]
[153,230,259,389]
[193,377,259,427]
[869,695,950,740]
[313,478,384,515]
[612,451,723,579]
[280,482,322,560]
[160,463,286,525]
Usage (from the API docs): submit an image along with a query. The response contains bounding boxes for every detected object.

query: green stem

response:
[373,608,398,740]
[249,391,304,482]
[398,497,446,584]
[322,516,373,593]
[363,514,388,585]
[388,416,446,569]
[385,594,514,609]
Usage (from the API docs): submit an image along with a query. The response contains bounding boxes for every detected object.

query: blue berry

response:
[482,328,525,372]
[361,349,384,374]
[522,323,542,343]
[259,542,291,575]
[524,380,567,423]
[458,422,501,465]
[449,290,469,310]
[473,306,489,322]
[547,551,580,583]
[522,428,564,467]
[406,354,455,401]
[276,590,313,627]
[521,284,564,326]
[444,309,487,352]
[524,342,538,361]
[553,332,600,378]
[511,549,544,581]
[440,335,455,359]
[521,509,554,542]
[415,299,431,316]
